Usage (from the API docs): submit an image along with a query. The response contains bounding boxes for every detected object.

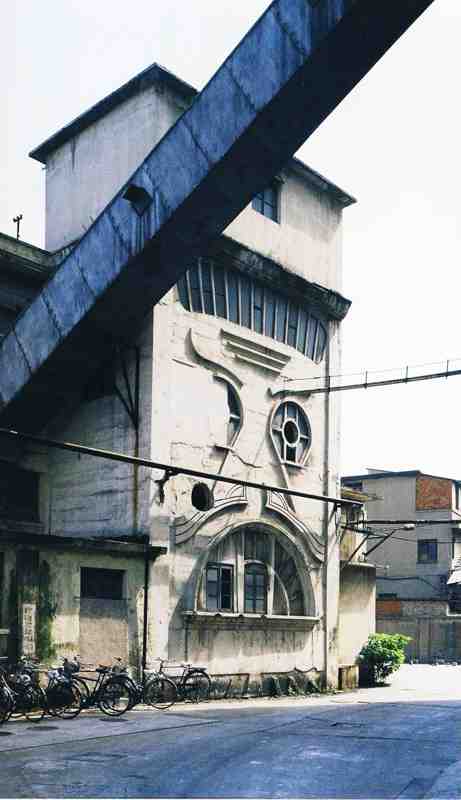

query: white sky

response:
[3,1,461,479]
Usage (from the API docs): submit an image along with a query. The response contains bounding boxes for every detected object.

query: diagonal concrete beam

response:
[0,0,434,430]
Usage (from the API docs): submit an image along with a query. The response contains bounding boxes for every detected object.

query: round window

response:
[272,402,311,464]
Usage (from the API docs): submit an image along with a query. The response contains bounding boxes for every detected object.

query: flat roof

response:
[29,62,355,208]
[342,470,461,485]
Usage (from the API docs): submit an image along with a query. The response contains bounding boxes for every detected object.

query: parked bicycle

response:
[0,660,46,723]
[61,657,134,716]
[150,659,211,704]
[44,664,83,719]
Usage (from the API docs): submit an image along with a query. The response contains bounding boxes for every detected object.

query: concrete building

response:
[342,470,461,662]
[0,63,374,689]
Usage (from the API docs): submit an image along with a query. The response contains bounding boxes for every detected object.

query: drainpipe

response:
[142,542,149,677]
[133,349,140,535]
[322,333,332,688]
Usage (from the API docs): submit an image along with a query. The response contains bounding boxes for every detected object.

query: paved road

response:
[1,665,461,798]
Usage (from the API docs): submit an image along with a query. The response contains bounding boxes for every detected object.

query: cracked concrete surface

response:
[1,665,461,798]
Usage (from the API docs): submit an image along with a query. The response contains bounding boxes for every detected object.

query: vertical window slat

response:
[177,265,326,364]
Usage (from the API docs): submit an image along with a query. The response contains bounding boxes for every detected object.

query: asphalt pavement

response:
[1,664,461,798]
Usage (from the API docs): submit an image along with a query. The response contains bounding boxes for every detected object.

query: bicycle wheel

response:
[144,676,177,710]
[0,686,13,724]
[50,683,83,720]
[182,671,211,703]
[71,676,91,708]
[24,687,47,723]
[98,678,133,716]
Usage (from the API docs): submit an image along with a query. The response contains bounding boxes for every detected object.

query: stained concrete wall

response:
[147,278,342,683]
[42,74,346,294]
[19,69,352,685]
[362,475,455,600]
[377,599,461,662]
[0,544,146,670]
[226,166,343,291]
[338,564,376,666]
[44,82,191,251]
[21,316,153,539]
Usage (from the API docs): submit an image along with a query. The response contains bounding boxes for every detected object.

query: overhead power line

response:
[0,427,358,508]
[283,365,461,395]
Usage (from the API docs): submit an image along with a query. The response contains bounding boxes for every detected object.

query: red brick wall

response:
[416,476,451,511]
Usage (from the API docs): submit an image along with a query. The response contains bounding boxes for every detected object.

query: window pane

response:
[307,317,318,360]
[201,261,214,314]
[206,564,233,611]
[244,530,256,560]
[214,269,227,318]
[265,289,276,338]
[81,568,124,600]
[240,276,251,328]
[189,265,202,313]
[221,567,233,611]
[227,271,239,323]
[255,534,268,563]
[276,298,287,342]
[177,275,190,310]
[253,286,263,334]
[252,194,264,214]
[287,305,298,348]
[315,323,327,363]
[297,309,308,353]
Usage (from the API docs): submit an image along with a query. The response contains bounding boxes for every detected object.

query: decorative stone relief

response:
[221,330,290,375]
[174,483,248,545]
[189,330,243,387]
[265,490,324,563]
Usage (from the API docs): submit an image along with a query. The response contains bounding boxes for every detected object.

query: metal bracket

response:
[113,343,140,431]
[155,468,180,504]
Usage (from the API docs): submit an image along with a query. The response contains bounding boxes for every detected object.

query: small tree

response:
[358,633,411,685]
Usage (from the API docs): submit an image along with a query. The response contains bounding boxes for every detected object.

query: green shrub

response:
[358,633,411,685]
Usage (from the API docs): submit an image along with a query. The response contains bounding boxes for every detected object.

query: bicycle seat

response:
[96,665,110,673]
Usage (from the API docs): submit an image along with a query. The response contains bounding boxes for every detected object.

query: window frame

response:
[417,539,438,564]
[80,567,125,600]
[244,561,268,614]
[271,401,312,466]
[200,527,307,618]
[251,180,280,223]
[205,562,234,612]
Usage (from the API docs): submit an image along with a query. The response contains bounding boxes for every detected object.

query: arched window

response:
[244,563,267,613]
[227,384,241,446]
[272,402,312,465]
[199,525,308,616]
[177,260,327,363]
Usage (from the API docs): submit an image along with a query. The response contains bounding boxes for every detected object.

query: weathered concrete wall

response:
[28,316,153,539]
[147,272,342,682]
[377,598,461,663]
[0,544,146,669]
[363,475,454,599]
[226,166,343,291]
[338,564,375,666]
[45,82,191,251]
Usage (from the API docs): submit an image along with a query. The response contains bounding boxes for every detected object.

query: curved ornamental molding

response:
[174,483,248,545]
[221,330,290,376]
[189,330,243,388]
[265,490,324,563]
